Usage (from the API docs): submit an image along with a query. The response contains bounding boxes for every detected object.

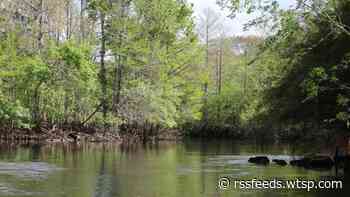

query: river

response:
[0,140,348,197]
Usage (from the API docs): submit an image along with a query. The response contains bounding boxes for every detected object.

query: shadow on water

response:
[30,144,42,161]
[94,145,111,197]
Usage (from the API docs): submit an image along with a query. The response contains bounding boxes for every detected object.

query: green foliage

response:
[204,0,350,138]
[4,0,348,140]
[217,0,279,15]
[0,98,31,128]
[255,0,350,132]
[303,67,328,99]
[0,0,202,132]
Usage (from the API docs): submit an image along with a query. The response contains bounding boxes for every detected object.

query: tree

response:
[0,0,205,139]
[198,8,221,128]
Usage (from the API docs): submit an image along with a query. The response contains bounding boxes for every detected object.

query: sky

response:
[188,0,297,36]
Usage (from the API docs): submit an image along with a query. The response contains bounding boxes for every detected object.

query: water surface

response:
[0,140,348,197]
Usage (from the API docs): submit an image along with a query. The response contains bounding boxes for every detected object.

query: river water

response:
[0,140,348,197]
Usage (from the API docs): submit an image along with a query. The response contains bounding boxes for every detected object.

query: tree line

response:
[0,0,203,133]
[1,0,349,141]
[209,0,350,139]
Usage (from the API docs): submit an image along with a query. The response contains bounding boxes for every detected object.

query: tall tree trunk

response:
[66,0,71,40]
[64,90,70,123]
[80,0,85,42]
[243,51,248,98]
[71,0,86,123]
[74,90,81,122]
[215,49,219,94]
[64,0,72,123]
[218,42,223,95]
[32,0,44,127]
[33,82,43,128]
[99,13,108,133]
[113,55,123,111]
[112,0,129,113]
[37,0,44,49]
[201,21,210,128]
[217,41,223,122]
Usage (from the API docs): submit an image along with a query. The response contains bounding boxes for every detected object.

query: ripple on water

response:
[0,162,62,196]
[176,166,221,175]
[0,182,43,196]
[0,162,62,180]
[205,155,251,166]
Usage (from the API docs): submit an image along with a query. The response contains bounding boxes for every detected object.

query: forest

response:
[0,0,350,143]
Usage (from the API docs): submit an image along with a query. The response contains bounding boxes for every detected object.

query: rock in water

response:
[308,156,334,169]
[290,155,334,169]
[272,159,287,166]
[248,156,270,165]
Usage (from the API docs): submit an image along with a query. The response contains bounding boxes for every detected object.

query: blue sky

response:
[188,0,296,36]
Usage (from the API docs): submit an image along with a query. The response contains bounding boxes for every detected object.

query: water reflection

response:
[0,140,348,197]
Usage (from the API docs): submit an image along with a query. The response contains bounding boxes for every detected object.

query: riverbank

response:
[0,122,347,147]
[0,123,183,145]
[184,122,350,145]
[0,127,121,144]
